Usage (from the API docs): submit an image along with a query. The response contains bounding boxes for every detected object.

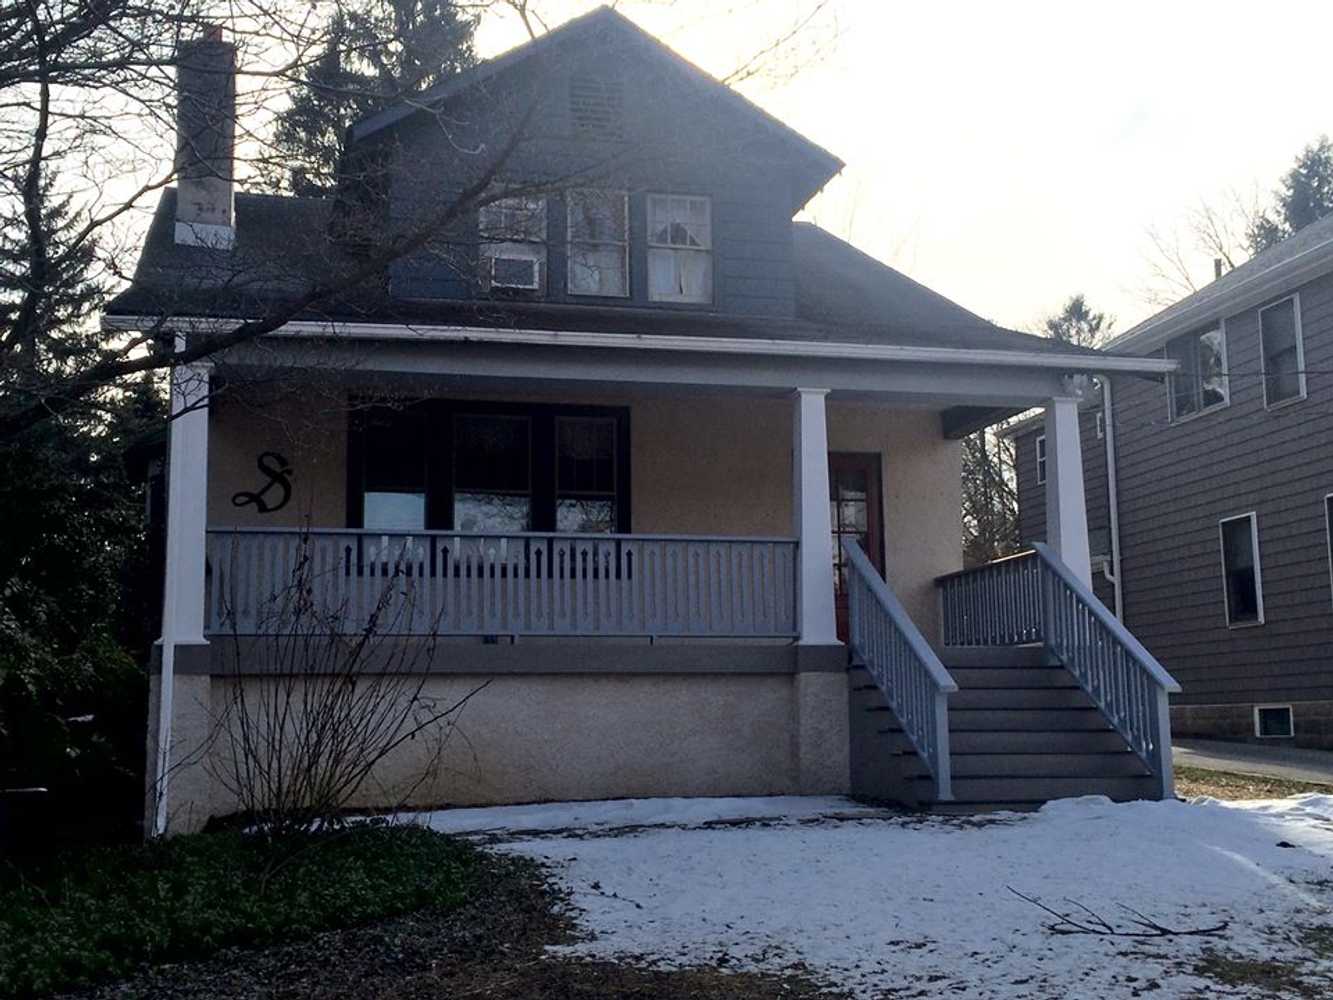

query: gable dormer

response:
[348,7,842,319]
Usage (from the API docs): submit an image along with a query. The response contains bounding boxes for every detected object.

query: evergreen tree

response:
[1041,293,1111,349]
[1247,135,1333,253]
[266,1,479,196]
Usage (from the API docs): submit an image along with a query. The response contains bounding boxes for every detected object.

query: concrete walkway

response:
[1174,739,1333,785]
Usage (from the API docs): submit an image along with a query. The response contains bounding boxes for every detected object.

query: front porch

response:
[145,328,1175,834]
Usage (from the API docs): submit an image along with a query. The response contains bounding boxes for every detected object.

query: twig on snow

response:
[1007,886,1229,938]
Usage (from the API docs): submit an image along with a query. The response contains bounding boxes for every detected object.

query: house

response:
[1009,214,1333,749]
[107,9,1180,834]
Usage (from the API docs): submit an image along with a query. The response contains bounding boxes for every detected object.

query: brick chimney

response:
[174,26,236,248]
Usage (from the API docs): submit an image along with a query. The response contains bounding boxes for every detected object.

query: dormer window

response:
[479,195,547,292]
[567,190,628,297]
[648,194,712,304]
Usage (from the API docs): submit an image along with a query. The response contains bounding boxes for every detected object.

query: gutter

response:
[102,315,1180,376]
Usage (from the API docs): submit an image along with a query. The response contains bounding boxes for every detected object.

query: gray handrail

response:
[1030,544,1181,693]
[843,539,956,801]
[936,543,1180,799]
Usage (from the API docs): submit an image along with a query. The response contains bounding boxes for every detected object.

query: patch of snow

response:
[407,795,873,836]
[451,794,1333,998]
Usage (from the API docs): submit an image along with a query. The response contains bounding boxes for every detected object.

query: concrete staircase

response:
[848,645,1157,812]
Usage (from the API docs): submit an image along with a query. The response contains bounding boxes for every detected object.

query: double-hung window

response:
[556,417,618,533]
[567,190,628,297]
[648,194,713,303]
[1165,327,1227,420]
[360,407,428,530]
[478,195,547,292]
[1219,513,1264,627]
[1260,295,1305,407]
[453,414,533,533]
[1035,435,1047,485]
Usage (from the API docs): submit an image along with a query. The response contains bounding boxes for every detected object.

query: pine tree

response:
[1040,294,1111,349]
[266,1,479,197]
[1246,135,1333,254]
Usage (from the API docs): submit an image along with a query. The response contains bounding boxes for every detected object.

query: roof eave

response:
[1108,236,1333,356]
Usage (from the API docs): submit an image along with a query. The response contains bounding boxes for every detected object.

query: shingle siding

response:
[381,58,799,319]
[1017,270,1333,716]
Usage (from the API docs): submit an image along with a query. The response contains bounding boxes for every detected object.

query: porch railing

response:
[843,539,956,801]
[204,528,798,639]
[936,543,1181,798]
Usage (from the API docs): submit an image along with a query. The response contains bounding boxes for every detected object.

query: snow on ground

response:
[408,795,1333,998]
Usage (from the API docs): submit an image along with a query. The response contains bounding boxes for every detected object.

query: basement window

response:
[1254,705,1294,739]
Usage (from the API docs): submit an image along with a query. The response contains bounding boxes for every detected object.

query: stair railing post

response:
[933,690,953,801]
[1153,686,1175,800]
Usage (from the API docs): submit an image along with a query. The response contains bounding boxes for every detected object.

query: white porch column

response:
[152,359,211,835]
[792,388,837,645]
[1044,393,1092,588]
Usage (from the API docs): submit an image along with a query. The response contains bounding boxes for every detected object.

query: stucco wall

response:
[207,387,347,528]
[205,390,962,636]
[152,663,850,833]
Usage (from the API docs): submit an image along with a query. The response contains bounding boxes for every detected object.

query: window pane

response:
[557,498,615,533]
[454,493,531,533]
[1199,328,1227,408]
[364,491,426,531]
[1165,335,1201,418]
[364,407,426,492]
[1261,300,1302,403]
[569,243,627,296]
[1221,518,1260,624]
[568,190,626,242]
[479,196,546,243]
[455,415,529,492]
[558,418,615,494]
[648,246,712,303]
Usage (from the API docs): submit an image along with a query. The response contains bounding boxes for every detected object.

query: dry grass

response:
[1175,765,1333,801]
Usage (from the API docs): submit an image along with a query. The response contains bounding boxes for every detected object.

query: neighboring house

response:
[1011,214,1333,748]
[109,9,1179,834]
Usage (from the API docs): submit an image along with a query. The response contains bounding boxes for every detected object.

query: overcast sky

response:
[478,1,1333,334]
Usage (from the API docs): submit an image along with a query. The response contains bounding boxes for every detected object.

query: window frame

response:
[477,194,548,293]
[565,189,629,299]
[1253,704,1294,739]
[1259,293,1307,410]
[1218,511,1265,628]
[646,193,714,305]
[1095,411,1105,440]
[1164,323,1229,424]
[1035,434,1047,486]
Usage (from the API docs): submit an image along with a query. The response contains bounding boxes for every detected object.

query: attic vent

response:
[569,73,624,140]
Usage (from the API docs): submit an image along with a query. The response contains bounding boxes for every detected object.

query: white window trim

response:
[1165,321,1229,424]
[1035,434,1047,485]
[1218,511,1265,628]
[1259,293,1307,410]
[1325,492,1333,612]
[647,193,713,304]
[566,189,629,299]
[1095,411,1105,439]
[1253,704,1294,739]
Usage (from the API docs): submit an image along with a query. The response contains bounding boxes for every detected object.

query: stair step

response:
[925,801,1045,815]
[950,730,1130,753]
[941,646,1048,668]
[949,708,1110,731]
[950,668,1075,689]
[934,775,1157,803]
[948,752,1150,778]
[949,688,1094,710]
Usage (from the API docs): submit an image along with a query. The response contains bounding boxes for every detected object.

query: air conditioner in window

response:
[485,247,542,291]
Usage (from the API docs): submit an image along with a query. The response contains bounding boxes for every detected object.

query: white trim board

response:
[102,314,1179,375]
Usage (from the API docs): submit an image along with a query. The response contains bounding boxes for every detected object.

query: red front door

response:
[830,452,884,641]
